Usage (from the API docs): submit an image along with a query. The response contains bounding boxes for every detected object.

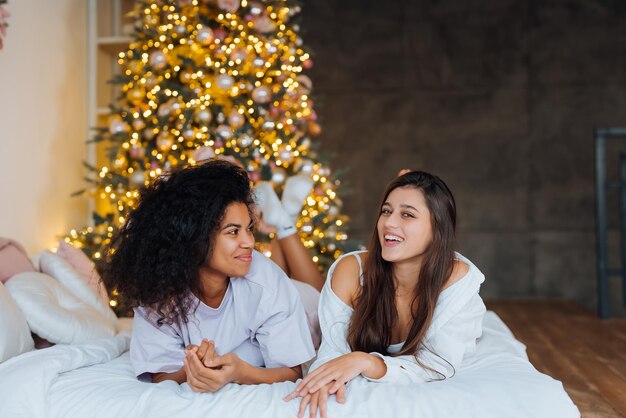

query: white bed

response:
[0,311,580,418]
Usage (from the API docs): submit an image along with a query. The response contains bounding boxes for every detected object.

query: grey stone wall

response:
[301,0,626,315]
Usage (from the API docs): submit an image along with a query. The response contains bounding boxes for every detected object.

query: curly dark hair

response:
[100,160,254,325]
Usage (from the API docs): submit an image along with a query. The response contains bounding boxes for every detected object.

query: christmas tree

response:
[67,0,358,310]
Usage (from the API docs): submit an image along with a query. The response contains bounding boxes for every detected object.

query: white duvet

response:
[0,312,579,418]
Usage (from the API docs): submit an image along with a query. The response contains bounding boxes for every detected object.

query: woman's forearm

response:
[360,353,387,380]
[152,366,186,384]
[235,363,302,385]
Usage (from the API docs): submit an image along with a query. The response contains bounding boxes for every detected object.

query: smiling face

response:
[377,186,433,264]
[201,202,255,281]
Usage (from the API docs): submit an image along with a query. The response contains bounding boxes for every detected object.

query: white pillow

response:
[5,272,116,344]
[37,251,117,327]
[0,282,34,362]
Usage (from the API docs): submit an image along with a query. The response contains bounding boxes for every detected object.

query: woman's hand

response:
[285,352,371,399]
[288,381,346,418]
[183,343,244,392]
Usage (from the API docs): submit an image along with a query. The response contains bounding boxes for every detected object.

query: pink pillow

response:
[0,238,35,283]
[55,241,109,305]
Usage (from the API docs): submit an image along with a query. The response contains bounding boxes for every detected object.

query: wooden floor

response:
[487,300,626,418]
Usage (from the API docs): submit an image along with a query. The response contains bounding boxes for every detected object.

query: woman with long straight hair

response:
[284,171,487,417]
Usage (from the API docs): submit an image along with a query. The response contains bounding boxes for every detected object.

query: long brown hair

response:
[347,171,457,375]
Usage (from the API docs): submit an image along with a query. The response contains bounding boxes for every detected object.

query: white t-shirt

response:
[130,250,315,377]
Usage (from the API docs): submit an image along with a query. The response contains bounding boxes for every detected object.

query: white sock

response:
[281,174,314,224]
[253,182,297,239]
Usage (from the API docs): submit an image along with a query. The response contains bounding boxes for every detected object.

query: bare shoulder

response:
[444,259,470,289]
[330,253,363,308]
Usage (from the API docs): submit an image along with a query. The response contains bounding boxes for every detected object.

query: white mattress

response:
[0,311,580,418]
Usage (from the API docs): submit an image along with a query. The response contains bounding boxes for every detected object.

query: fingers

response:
[183,357,212,392]
[299,369,337,396]
[336,385,346,404]
[308,391,319,418]
[295,366,326,392]
[208,353,230,369]
[197,339,210,361]
[297,394,311,418]
[319,388,328,418]
[185,350,224,392]
[295,371,315,392]
[206,340,216,364]
[283,390,300,402]
[201,340,217,367]
[329,380,343,395]
[397,168,411,176]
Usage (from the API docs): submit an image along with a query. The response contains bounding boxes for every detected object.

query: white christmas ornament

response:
[279,150,293,163]
[129,170,146,188]
[238,134,253,147]
[174,25,186,36]
[216,125,233,139]
[196,109,212,123]
[216,74,235,90]
[196,27,214,45]
[149,51,167,70]
[157,102,172,118]
[109,119,128,135]
[252,86,271,103]
[228,110,245,128]
[182,127,195,140]
[249,2,263,15]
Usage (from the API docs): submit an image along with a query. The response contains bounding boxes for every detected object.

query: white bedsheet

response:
[0,312,579,418]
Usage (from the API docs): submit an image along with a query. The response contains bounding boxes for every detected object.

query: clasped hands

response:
[283,352,375,418]
[183,338,242,392]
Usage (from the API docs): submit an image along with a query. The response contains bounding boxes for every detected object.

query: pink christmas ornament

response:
[213,28,228,41]
[192,146,215,163]
[217,0,240,13]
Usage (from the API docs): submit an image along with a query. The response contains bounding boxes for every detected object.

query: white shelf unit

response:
[87,0,134,218]
[87,0,134,164]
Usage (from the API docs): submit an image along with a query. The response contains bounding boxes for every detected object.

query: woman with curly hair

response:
[101,160,315,390]
[284,171,487,418]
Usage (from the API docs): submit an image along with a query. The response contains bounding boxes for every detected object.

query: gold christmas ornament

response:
[132,118,146,131]
[156,131,174,151]
[148,50,168,70]
[126,87,145,105]
[228,109,245,128]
